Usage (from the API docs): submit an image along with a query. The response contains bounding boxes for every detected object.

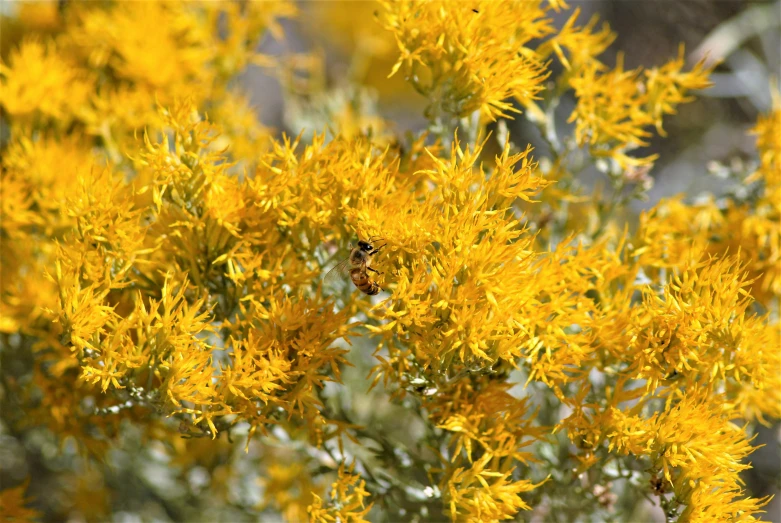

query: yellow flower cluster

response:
[604,396,767,521]
[309,462,373,523]
[568,46,713,168]
[1,1,777,522]
[379,0,554,120]
[379,2,713,172]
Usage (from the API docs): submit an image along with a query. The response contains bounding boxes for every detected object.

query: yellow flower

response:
[1,134,104,338]
[47,259,117,358]
[0,479,40,522]
[0,38,92,124]
[304,0,416,105]
[308,462,373,523]
[1,134,98,213]
[207,0,298,79]
[634,189,779,306]
[604,397,770,522]
[379,0,552,120]
[209,90,272,162]
[750,90,781,192]
[537,7,615,71]
[433,379,545,464]
[627,256,756,393]
[17,0,61,33]
[80,84,163,159]
[569,48,713,168]
[645,45,714,137]
[0,1,777,520]
[259,456,323,523]
[723,319,781,425]
[444,454,538,522]
[71,1,212,90]
[743,92,781,300]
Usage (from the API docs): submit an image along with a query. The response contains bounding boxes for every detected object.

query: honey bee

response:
[325,238,386,295]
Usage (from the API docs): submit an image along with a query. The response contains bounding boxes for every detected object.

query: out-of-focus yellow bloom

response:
[70,1,212,90]
[1,135,97,337]
[259,457,323,523]
[308,462,373,523]
[208,0,297,78]
[210,91,273,162]
[724,321,781,424]
[0,479,40,522]
[2,135,98,211]
[0,38,92,124]
[302,0,424,112]
[17,0,61,33]
[751,92,781,192]
[744,91,781,299]
[277,51,394,144]
[66,467,112,522]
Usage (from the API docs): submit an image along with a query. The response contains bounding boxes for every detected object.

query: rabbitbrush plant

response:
[0,1,778,522]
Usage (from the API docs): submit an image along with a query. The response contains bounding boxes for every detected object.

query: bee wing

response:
[323,258,352,285]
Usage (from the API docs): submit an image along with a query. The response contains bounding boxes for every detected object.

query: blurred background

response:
[2,0,780,521]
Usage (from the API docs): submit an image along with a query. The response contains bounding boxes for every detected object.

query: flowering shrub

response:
[1,1,778,522]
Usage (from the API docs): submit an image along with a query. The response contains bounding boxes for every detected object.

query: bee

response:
[650,474,666,495]
[325,238,386,295]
